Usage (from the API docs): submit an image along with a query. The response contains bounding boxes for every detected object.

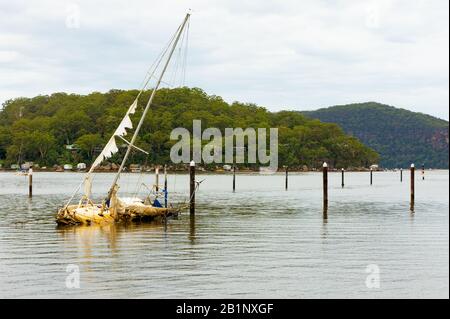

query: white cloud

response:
[0,0,448,119]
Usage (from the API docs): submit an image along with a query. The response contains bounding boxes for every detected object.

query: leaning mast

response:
[106,13,190,200]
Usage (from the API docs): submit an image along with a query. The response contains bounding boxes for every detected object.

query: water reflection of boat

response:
[56,13,191,226]
[56,221,176,250]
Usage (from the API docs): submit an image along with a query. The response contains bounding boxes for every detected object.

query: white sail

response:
[83,99,138,197]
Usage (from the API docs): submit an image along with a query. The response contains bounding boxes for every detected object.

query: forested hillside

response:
[303,102,449,168]
[0,88,378,170]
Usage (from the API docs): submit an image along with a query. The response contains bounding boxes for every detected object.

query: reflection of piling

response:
[164,164,168,208]
[410,164,415,211]
[28,168,33,198]
[189,161,195,215]
[323,162,328,214]
[421,163,425,180]
[400,168,403,182]
[285,166,288,190]
[155,166,159,192]
[341,168,345,188]
[189,214,196,243]
[370,168,373,185]
[232,165,236,192]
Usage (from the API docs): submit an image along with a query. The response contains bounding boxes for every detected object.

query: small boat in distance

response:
[56,13,192,226]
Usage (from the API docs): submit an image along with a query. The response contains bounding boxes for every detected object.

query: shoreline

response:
[0,168,446,174]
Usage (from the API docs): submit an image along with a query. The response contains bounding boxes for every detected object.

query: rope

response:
[132,157,149,198]
[176,180,203,210]
[167,17,189,88]
[137,23,181,97]
[182,18,190,86]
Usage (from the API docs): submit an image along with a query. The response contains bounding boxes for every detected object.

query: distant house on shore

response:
[129,164,141,173]
[65,144,79,150]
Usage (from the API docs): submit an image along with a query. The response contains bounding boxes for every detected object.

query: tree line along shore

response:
[0,87,379,170]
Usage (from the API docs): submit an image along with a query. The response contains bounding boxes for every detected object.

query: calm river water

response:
[0,170,448,298]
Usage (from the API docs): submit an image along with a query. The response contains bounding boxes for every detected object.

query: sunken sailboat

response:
[57,13,191,225]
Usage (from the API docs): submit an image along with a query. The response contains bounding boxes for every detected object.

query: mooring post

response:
[421,163,425,180]
[341,168,345,188]
[410,163,415,211]
[155,165,160,192]
[164,164,168,208]
[370,167,373,185]
[323,162,328,213]
[285,166,288,190]
[28,167,33,198]
[400,168,403,182]
[189,160,195,215]
[232,165,236,192]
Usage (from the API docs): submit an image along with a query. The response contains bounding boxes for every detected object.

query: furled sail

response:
[83,99,138,197]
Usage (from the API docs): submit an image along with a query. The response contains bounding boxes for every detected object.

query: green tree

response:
[75,134,104,160]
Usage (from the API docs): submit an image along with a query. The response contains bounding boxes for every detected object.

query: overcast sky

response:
[0,0,448,119]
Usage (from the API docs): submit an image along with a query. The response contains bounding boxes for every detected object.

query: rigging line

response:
[125,166,130,195]
[170,29,183,86]
[137,40,174,97]
[70,22,182,207]
[181,19,189,86]
[136,24,181,98]
[174,25,186,87]
[137,45,171,95]
[132,156,148,198]
[107,13,191,200]
[179,22,188,87]
[116,135,149,154]
[169,32,183,88]
[146,31,185,88]
[105,21,186,196]
[170,20,187,88]
[148,74,174,88]
[181,18,190,86]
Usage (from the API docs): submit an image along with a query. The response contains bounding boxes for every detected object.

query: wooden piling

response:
[341,168,345,188]
[323,162,328,213]
[28,168,33,198]
[400,168,403,182]
[370,168,373,185]
[155,166,159,192]
[189,161,195,215]
[164,164,168,208]
[285,166,288,190]
[410,163,415,211]
[232,165,236,192]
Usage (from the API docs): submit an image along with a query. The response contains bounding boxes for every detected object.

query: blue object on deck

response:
[153,199,162,208]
